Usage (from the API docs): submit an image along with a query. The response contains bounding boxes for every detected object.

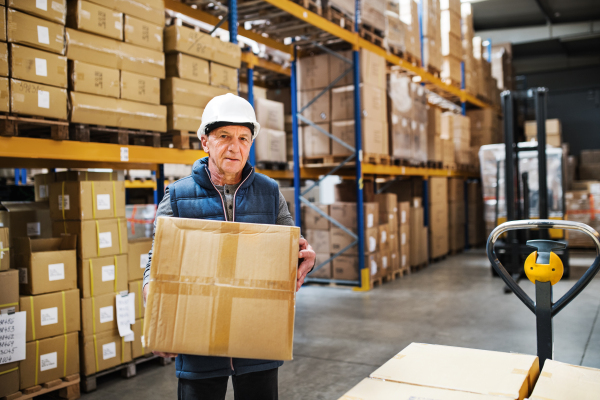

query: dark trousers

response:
[178,368,278,400]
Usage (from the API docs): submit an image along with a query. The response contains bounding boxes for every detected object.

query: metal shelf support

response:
[291,45,302,227]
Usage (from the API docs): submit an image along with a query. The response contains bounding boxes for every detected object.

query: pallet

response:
[323,5,353,31]
[70,124,161,147]
[256,160,289,170]
[294,0,321,15]
[410,262,428,272]
[302,154,353,167]
[443,77,461,88]
[409,160,427,168]
[0,115,69,140]
[431,254,447,263]
[444,162,458,170]
[383,268,405,282]
[359,23,384,47]
[426,65,441,79]
[404,52,421,67]
[81,354,173,393]
[371,276,383,287]
[391,157,412,167]
[427,160,443,169]
[2,374,81,400]
[364,153,391,165]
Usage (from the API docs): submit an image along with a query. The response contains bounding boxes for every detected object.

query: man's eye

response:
[221,135,227,138]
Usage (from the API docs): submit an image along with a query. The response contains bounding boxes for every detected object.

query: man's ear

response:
[201,135,209,153]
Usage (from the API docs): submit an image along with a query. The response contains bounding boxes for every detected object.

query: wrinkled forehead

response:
[210,125,252,137]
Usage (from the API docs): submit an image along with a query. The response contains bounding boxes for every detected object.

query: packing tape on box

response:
[30,296,36,341]
[95,220,101,257]
[137,281,142,318]
[92,297,97,334]
[113,182,117,218]
[62,291,67,334]
[121,336,125,364]
[0,302,17,308]
[93,334,99,373]
[64,333,68,377]
[89,259,96,297]
[35,340,39,385]
[0,367,18,376]
[117,218,123,254]
[114,255,119,293]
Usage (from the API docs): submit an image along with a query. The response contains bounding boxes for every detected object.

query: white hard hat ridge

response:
[197,93,260,140]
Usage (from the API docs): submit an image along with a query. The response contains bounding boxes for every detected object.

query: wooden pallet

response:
[81,354,173,393]
[431,254,447,263]
[444,162,458,170]
[443,77,461,88]
[302,154,354,167]
[2,374,80,400]
[70,124,161,147]
[359,23,384,47]
[364,153,391,165]
[426,65,441,79]
[410,262,428,272]
[391,157,412,167]
[294,0,321,15]
[0,115,69,140]
[404,52,421,67]
[409,160,427,168]
[384,268,405,282]
[160,130,202,150]
[323,5,353,31]
[371,276,383,287]
[256,160,289,170]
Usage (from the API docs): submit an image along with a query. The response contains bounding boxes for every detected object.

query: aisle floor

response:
[81,249,600,399]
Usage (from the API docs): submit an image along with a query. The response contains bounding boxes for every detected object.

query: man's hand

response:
[153,351,178,358]
[143,282,149,303]
[297,238,316,291]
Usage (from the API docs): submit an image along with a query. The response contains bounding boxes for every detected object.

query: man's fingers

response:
[153,351,178,358]
[298,249,316,260]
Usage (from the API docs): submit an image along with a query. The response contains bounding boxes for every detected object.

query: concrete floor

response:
[80,249,600,399]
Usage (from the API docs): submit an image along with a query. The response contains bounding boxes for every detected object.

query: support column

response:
[291,46,301,227]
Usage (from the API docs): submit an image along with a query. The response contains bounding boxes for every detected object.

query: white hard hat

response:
[197,93,260,140]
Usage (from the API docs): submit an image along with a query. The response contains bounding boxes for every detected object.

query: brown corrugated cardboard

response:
[330,84,387,122]
[297,53,329,90]
[0,269,18,313]
[119,41,165,78]
[255,98,284,131]
[8,0,66,24]
[68,60,120,97]
[127,238,151,282]
[329,202,379,230]
[375,194,398,225]
[161,77,232,108]
[332,253,379,281]
[19,332,79,390]
[0,42,7,77]
[330,226,378,255]
[10,79,67,119]
[398,201,410,226]
[0,228,9,271]
[114,0,164,26]
[131,318,148,358]
[529,359,600,400]
[79,254,128,298]
[0,202,52,247]
[304,229,330,255]
[429,176,448,204]
[167,104,203,132]
[409,204,423,267]
[333,180,375,203]
[120,70,160,104]
[448,177,464,202]
[124,14,163,51]
[0,362,19,398]
[81,292,118,336]
[430,202,449,258]
[308,254,331,279]
[10,44,67,88]
[164,25,241,68]
[0,77,8,112]
[14,236,77,295]
[144,217,300,360]
[51,218,128,259]
[327,50,353,88]
[0,6,4,42]
[7,9,65,55]
[210,61,238,91]
[67,0,123,40]
[81,330,132,375]
[165,52,209,83]
[360,49,386,89]
[255,128,286,163]
[331,120,354,155]
[20,289,80,342]
[301,204,329,230]
[301,123,330,157]
[379,224,390,252]
[266,87,291,114]
[128,280,145,320]
[48,181,126,220]
[70,92,167,132]
[299,89,330,124]
[370,343,539,400]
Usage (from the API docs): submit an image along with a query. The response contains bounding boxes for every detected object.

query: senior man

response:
[142,93,316,400]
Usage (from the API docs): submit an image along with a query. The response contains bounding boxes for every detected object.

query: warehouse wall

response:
[521,65,600,157]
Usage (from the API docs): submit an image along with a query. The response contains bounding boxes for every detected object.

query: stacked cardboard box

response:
[491,45,512,90]
[6,2,67,118]
[565,182,600,248]
[524,118,562,147]
[303,204,332,279]
[441,112,471,165]
[461,3,476,95]
[375,194,399,277]
[421,0,442,73]
[467,180,485,246]
[409,197,428,267]
[266,87,293,162]
[398,201,410,273]
[580,150,600,180]
[468,108,502,148]
[65,0,167,133]
[426,106,443,164]
[327,0,386,29]
[447,178,465,252]
[0,267,19,398]
[384,10,408,54]
[126,204,156,240]
[429,177,449,258]
[162,23,240,148]
[473,36,492,101]
[128,237,151,359]
[397,0,421,63]
[530,360,600,399]
[255,98,287,164]
[440,0,462,85]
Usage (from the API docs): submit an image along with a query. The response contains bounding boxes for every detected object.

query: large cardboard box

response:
[68,60,120,97]
[120,70,160,104]
[301,123,330,157]
[297,53,329,90]
[0,7,4,42]
[332,253,379,281]
[52,218,128,259]
[7,9,65,55]
[331,118,387,156]
[329,202,379,230]
[0,43,7,77]
[167,104,203,132]
[81,292,118,336]
[327,50,353,88]
[0,202,52,246]
[0,362,19,398]
[379,224,390,251]
[20,289,80,342]
[255,128,286,163]
[429,202,449,258]
[375,193,398,226]
[308,254,331,279]
[144,217,300,360]
[80,330,132,375]
[131,318,149,358]
[161,77,232,108]
[67,0,123,40]
[255,98,284,131]
[0,269,18,313]
[10,44,67,88]
[330,226,378,255]
[360,49,386,89]
[210,61,238,91]
[10,79,67,119]
[165,52,209,84]
[14,236,77,295]
[7,0,66,24]
[164,25,241,68]
[529,359,600,399]
[0,228,9,271]
[0,77,8,112]
[124,14,163,51]
[298,89,330,125]
[128,238,151,282]
[331,85,386,122]
[48,181,126,220]
[114,0,164,26]
[70,92,167,132]
[129,280,145,320]
[20,332,79,390]
[371,343,539,400]
[78,254,128,298]
[301,204,329,230]
[304,229,330,255]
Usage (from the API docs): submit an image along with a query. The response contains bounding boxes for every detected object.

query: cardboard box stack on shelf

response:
[65,0,167,138]
[421,0,442,74]
[398,201,410,273]
[491,44,513,90]
[128,236,151,359]
[426,106,443,165]
[580,150,600,181]
[47,172,132,377]
[441,112,471,166]
[6,2,68,119]
[326,0,386,31]
[375,193,399,278]
[473,36,493,102]
[440,0,462,85]
[448,178,465,252]
[461,3,476,95]
[467,180,485,246]
[0,264,19,398]
[565,181,600,248]
[384,9,408,55]
[524,118,562,147]
[254,98,287,165]
[304,204,332,279]
[428,177,448,258]
[266,87,293,163]
[409,197,428,268]
[468,108,502,169]
[397,0,421,63]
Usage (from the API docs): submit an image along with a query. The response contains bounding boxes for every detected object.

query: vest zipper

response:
[204,167,228,220]
[232,167,253,222]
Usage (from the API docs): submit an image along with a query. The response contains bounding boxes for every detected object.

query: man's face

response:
[201,125,253,175]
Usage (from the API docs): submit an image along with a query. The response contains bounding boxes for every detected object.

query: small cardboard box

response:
[14,236,77,295]
[255,98,285,131]
[529,359,600,400]
[131,318,149,358]
[0,227,9,271]
[161,77,232,108]
[144,217,300,361]
[299,89,330,125]
[165,53,209,84]
[301,123,330,157]
[379,224,390,252]
[370,343,539,400]
[114,0,164,26]
[167,104,204,132]
[10,44,67,88]
[52,218,128,259]
[329,202,379,230]
[398,201,410,227]
[332,253,378,281]
[304,229,330,255]
[7,9,65,55]
[0,77,7,112]
[129,280,145,320]
[120,70,160,104]
[34,172,56,202]
[81,330,132,375]
[20,289,80,342]
[308,254,331,279]
[164,25,240,68]
[81,292,117,336]
[301,204,330,230]
[297,53,329,90]
[49,181,126,220]
[19,332,79,390]
[375,193,398,225]
[255,128,286,163]
[124,14,163,51]
[67,0,123,40]
[68,60,120,97]
[7,0,66,24]
[10,79,68,119]
[210,61,238,91]
[0,362,19,398]
[0,269,18,313]
[127,238,151,281]
[78,254,128,298]
[429,176,448,204]
[330,226,378,255]
[0,202,52,247]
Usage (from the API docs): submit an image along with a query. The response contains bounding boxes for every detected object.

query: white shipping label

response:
[98,232,112,249]
[35,58,48,77]
[40,352,57,372]
[37,26,50,45]
[48,263,65,281]
[102,342,116,360]
[389,213,394,221]
[141,335,145,347]
[101,265,115,282]
[382,256,388,269]
[367,214,374,228]
[401,210,406,224]
[369,236,377,253]
[19,268,28,284]
[401,233,406,245]
[38,90,50,109]
[116,294,133,337]
[36,0,48,11]
[370,260,377,275]
[0,312,26,364]
[27,222,41,236]
[0,241,4,259]
[124,332,134,342]
[140,253,148,269]
[58,194,70,210]
[40,307,58,326]
[381,231,387,243]
[128,292,136,324]
[120,147,129,162]
[99,306,114,324]
[39,184,48,199]
[402,255,406,267]
[96,194,111,211]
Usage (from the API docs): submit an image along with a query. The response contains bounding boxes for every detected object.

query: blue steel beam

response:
[291,46,301,228]
[247,64,256,166]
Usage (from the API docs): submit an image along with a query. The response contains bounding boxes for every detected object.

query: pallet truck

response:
[487,219,600,368]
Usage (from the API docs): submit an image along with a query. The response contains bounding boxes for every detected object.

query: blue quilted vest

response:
[168,157,282,380]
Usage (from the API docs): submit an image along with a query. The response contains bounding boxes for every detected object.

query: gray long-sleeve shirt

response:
[142,182,296,289]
